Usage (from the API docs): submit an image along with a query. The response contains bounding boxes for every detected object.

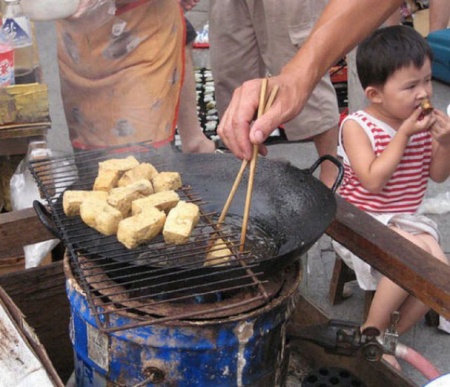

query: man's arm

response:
[217,0,404,160]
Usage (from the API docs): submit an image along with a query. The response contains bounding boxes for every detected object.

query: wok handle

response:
[309,155,344,193]
[33,200,62,239]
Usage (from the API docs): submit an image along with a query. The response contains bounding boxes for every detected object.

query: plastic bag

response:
[10,142,77,269]
[10,154,58,268]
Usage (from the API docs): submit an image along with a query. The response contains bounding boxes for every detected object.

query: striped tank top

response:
[338,110,432,214]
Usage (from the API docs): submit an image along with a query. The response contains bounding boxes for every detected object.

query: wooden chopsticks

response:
[219,78,279,252]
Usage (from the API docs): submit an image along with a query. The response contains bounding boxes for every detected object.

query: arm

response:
[430,109,450,182]
[344,108,434,193]
[217,0,404,160]
[179,0,200,12]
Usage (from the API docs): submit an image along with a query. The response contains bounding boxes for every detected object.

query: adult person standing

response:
[429,0,450,32]
[176,16,216,153]
[55,0,185,150]
[209,0,340,188]
[216,0,405,163]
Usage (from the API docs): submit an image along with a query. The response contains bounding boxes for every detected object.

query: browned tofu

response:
[80,198,123,236]
[63,190,108,216]
[152,172,182,193]
[107,179,154,217]
[117,207,166,249]
[98,156,140,173]
[117,162,159,187]
[204,238,233,267]
[93,168,121,192]
[131,190,180,215]
[163,201,200,244]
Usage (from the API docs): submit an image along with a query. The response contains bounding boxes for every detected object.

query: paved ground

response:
[33,2,450,385]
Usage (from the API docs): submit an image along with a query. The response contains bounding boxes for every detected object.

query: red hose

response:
[395,343,441,381]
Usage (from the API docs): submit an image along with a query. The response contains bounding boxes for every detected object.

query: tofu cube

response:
[204,238,233,267]
[117,207,166,249]
[107,179,154,217]
[93,168,121,192]
[80,198,123,236]
[63,190,109,216]
[163,201,200,244]
[152,172,182,193]
[98,156,140,173]
[131,190,180,215]
[118,162,159,187]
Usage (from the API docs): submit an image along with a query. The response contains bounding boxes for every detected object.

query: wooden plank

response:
[291,295,416,387]
[0,83,49,125]
[0,261,73,382]
[0,125,50,140]
[326,195,450,319]
[0,207,56,259]
[0,285,64,386]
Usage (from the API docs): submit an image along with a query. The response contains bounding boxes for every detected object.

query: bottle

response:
[0,26,14,86]
[2,0,34,84]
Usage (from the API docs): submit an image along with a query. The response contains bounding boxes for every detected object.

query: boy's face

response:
[376,58,433,121]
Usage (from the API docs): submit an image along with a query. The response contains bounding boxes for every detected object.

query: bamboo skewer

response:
[217,159,248,225]
[217,79,279,253]
[218,78,268,225]
[239,79,269,251]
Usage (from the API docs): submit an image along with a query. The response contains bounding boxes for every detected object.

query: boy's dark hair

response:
[356,25,433,89]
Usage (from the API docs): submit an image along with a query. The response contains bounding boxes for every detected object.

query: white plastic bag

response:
[10,146,59,269]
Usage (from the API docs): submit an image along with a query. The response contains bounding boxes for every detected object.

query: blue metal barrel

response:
[66,264,301,387]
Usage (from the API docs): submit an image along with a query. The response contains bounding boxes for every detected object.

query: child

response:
[332,25,450,368]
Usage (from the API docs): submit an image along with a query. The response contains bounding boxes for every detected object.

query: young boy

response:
[332,25,450,368]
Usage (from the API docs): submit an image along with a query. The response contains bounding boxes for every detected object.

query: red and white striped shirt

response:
[338,110,432,214]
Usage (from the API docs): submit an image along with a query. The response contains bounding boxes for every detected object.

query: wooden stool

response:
[329,254,439,326]
[329,255,374,319]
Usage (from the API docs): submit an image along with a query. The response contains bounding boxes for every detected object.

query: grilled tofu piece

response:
[107,179,154,217]
[98,156,140,173]
[152,172,182,193]
[80,198,123,236]
[93,168,121,192]
[117,207,166,249]
[63,190,108,216]
[118,162,159,187]
[131,190,180,215]
[163,201,200,244]
[94,156,141,191]
[204,238,233,267]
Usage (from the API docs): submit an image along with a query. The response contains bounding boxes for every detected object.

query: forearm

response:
[363,133,409,192]
[281,0,403,100]
[430,144,450,182]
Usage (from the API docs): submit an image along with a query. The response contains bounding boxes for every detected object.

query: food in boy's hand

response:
[420,98,434,116]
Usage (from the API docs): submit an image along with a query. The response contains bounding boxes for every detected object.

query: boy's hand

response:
[431,109,450,147]
[399,106,436,137]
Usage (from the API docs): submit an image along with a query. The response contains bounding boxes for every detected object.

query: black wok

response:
[34,152,342,279]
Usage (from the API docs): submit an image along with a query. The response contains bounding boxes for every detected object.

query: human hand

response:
[217,74,306,160]
[399,105,436,137]
[431,109,450,147]
[179,0,200,12]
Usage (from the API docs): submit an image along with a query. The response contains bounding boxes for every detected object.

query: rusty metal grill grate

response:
[28,144,277,332]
